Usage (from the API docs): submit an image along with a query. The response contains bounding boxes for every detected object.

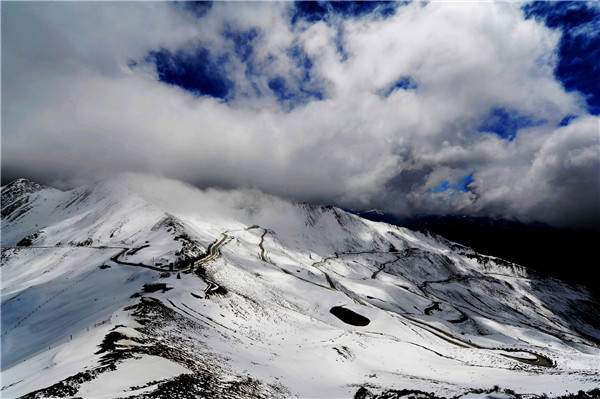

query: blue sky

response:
[2,1,599,228]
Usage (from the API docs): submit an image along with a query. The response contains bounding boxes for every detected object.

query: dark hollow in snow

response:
[330,306,370,326]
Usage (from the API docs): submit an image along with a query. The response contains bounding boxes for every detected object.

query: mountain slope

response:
[1,174,598,398]
[356,212,600,298]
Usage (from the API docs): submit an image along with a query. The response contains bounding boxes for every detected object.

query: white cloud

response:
[2,1,598,228]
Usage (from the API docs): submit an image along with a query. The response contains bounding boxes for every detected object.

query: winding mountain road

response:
[305,244,554,368]
[6,229,555,369]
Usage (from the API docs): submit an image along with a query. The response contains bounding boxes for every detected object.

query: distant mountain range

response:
[355,211,600,298]
[2,175,599,398]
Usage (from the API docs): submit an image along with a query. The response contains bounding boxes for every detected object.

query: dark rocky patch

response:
[354,385,600,399]
[17,231,42,247]
[18,366,115,398]
[553,389,600,399]
[72,238,93,247]
[142,283,173,293]
[205,281,228,298]
[195,264,207,279]
[332,346,353,360]
[133,372,285,399]
[95,331,129,354]
[354,387,446,399]
[121,298,289,398]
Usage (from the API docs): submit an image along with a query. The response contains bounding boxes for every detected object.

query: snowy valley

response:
[1,174,599,399]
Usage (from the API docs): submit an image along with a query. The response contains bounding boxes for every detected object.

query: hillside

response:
[1,174,598,398]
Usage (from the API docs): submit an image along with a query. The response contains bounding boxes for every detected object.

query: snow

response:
[1,247,157,370]
[76,355,190,398]
[2,173,599,398]
[1,312,117,398]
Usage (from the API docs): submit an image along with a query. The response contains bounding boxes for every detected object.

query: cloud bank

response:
[2,1,599,228]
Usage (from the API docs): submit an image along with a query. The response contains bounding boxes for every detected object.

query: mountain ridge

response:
[354,211,600,297]
[1,174,598,398]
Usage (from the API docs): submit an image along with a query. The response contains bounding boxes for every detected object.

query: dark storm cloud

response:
[2,1,599,229]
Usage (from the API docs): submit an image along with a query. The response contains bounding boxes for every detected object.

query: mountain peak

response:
[2,177,45,203]
[2,177,49,194]
[1,178,60,222]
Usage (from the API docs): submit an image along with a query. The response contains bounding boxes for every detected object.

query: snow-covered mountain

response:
[1,174,598,399]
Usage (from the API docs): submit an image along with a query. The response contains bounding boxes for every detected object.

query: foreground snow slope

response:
[1,174,598,398]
